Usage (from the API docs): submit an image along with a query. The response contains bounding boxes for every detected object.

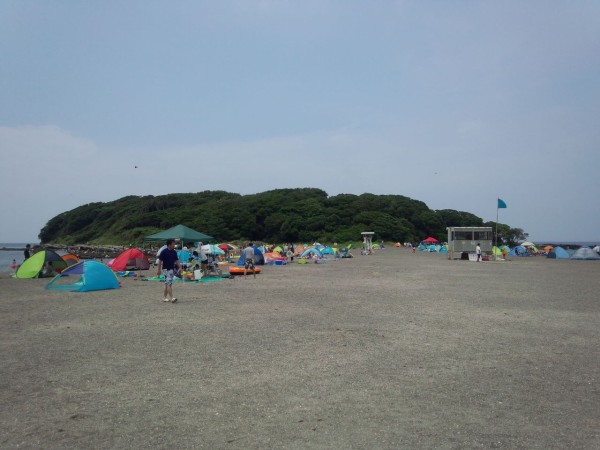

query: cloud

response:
[1,121,598,243]
[0,126,121,241]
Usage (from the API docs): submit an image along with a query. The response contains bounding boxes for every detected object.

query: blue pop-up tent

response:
[300,247,324,258]
[546,246,570,259]
[237,246,265,266]
[46,261,120,292]
[509,245,528,256]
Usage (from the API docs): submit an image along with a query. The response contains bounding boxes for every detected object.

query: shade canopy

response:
[422,237,439,243]
[143,224,215,243]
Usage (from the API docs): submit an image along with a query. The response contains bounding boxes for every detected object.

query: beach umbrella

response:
[201,244,225,255]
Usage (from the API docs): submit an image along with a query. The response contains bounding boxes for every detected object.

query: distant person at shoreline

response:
[476,243,482,262]
[156,239,181,303]
[24,244,31,261]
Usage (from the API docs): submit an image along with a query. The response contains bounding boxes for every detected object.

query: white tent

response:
[571,247,600,260]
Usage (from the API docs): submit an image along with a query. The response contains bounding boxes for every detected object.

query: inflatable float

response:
[229,267,261,276]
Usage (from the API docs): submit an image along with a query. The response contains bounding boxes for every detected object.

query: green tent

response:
[143,224,215,243]
[492,245,510,257]
[14,250,68,279]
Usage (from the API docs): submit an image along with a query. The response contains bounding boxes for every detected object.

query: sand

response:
[1,249,599,449]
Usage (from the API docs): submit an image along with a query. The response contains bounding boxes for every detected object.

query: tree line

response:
[39,188,527,246]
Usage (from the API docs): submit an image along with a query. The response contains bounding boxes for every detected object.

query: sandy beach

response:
[1,248,599,448]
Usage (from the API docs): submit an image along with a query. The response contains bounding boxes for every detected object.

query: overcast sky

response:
[1,1,599,243]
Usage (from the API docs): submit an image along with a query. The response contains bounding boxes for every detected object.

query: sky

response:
[1,0,599,243]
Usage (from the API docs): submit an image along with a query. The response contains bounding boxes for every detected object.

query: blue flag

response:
[498,198,507,209]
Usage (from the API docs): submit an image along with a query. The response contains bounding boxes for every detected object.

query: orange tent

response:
[294,244,306,256]
[61,253,80,267]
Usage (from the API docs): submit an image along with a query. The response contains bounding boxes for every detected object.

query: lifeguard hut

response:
[361,231,375,255]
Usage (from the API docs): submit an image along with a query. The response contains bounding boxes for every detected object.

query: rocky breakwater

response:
[43,244,128,260]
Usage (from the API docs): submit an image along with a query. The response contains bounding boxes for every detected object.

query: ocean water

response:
[0,243,39,271]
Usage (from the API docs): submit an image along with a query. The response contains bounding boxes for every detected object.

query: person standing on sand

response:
[501,245,508,261]
[243,242,256,279]
[24,244,31,261]
[476,243,482,262]
[157,239,181,303]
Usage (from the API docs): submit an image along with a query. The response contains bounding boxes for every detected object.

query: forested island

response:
[39,188,527,246]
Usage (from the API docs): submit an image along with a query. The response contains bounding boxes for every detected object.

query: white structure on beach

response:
[361,231,375,254]
[446,227,493,260]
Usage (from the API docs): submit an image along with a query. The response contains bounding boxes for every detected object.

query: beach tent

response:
[509,245,528,256]
[61,253,80,267]
[14,250,68,278]
[321,247,338,257]
[543,245,554,253]
[263,251,284,264]
[46,261,120,292]
[492,245,511,256]
[108,248,150,271]
[294,244,307,256]
[237,246,265,266]
[439,245,448,253]
[520,242,539,253]
[143,224,215,243]
[571,247,600,260]
[301,248,323,258]
[546,246,570,259]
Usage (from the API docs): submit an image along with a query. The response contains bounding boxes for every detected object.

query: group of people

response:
[156,240,258,304]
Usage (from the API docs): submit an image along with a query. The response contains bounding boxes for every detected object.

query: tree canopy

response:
[39,188,525,246]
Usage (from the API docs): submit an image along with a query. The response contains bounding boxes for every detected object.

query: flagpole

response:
[495,200,499,260]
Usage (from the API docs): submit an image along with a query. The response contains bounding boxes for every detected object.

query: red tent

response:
[107,248,150,271]
[422,237,439,243]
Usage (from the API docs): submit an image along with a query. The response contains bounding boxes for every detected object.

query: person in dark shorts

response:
[157,239,181,303]
[243,242,256,279]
